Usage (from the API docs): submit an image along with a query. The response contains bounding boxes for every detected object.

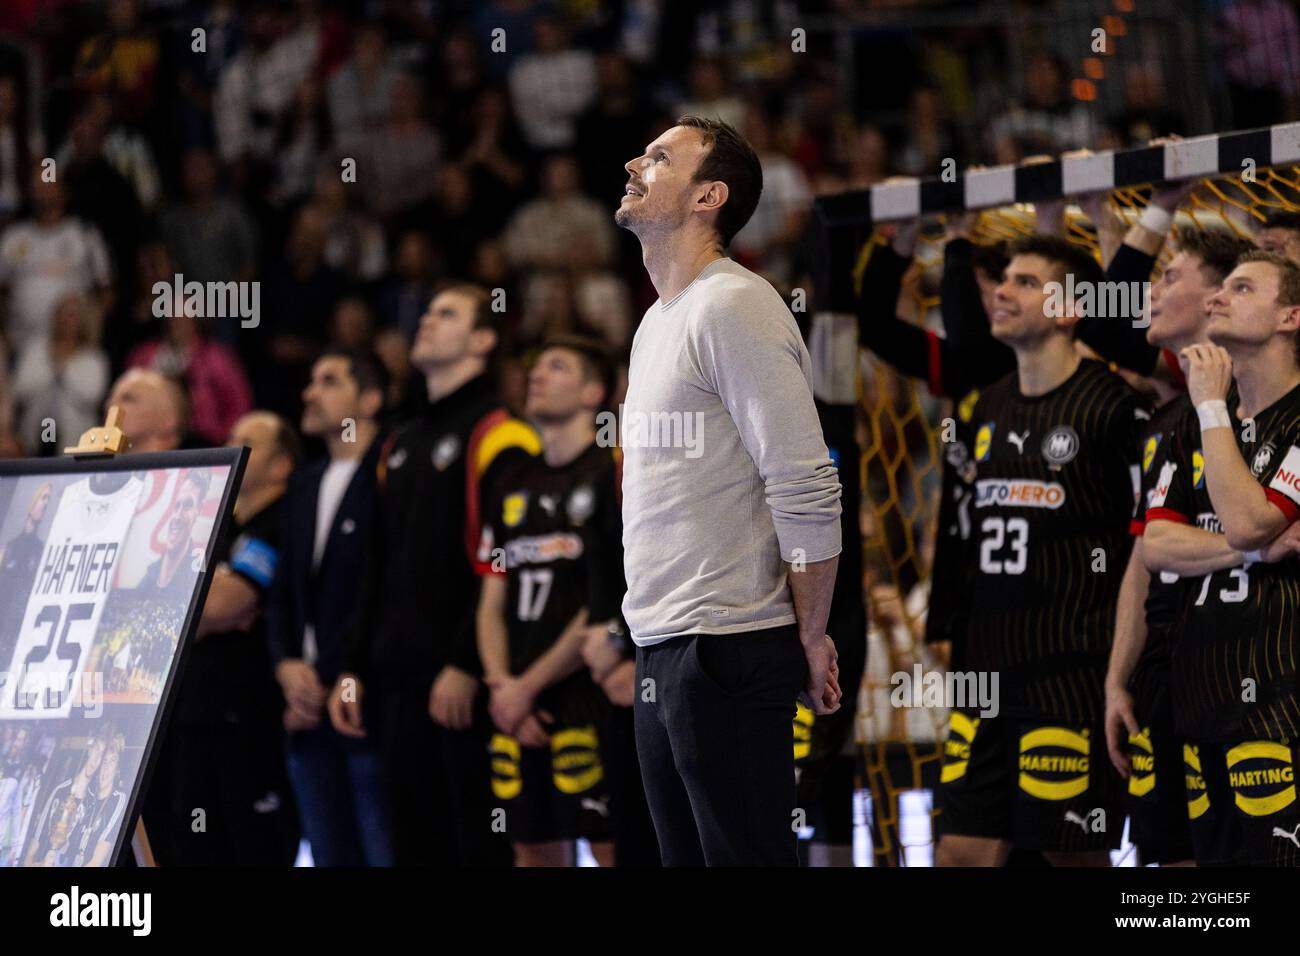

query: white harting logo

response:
[50,886,151,936]
[596,406,704,459]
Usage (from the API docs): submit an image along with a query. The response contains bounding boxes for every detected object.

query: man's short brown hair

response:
[675,115,763,248]
[434,281,498,334]
[1173,227,1256,285]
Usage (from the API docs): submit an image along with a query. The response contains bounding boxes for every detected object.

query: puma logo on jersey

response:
[1274,824,1300,848]
[1007,430,1030,453]
[581,796,611,818]
[1064,810,1090,832]
[538,494,558,516]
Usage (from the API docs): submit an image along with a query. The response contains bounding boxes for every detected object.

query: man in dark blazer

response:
[268,347,391,866]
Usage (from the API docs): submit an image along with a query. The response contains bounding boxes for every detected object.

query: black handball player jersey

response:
[1130,393,1195,693]
[957,358,1147,723]
[1147,382,1300,743]
[479,441,622,678]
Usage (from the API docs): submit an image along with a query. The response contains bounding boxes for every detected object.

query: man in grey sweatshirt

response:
[614,115,844,865]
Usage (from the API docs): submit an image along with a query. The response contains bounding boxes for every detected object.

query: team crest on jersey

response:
[1192,450,1205,489]
[1251,442,1277,478]
[1041,426,1079,467]
[1142,433,1162,474]
[975,423,995,462]
[503,492,528,528]
[567,485,595,524]
[387,447,408,470]
[432,434,461,471]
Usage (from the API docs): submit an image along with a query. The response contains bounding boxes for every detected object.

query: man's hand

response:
[429,665,479,730]
[485,674,536,735]
[1257,522,1300,563]
[798,634,842,716]
[1104,681,1140,777]
[1181,343,1234,406]
[600,660,636,707]
[581,624,623,684]
[327,672,366,738]
[284,704,320,732]
[276,659,327,723]
[515,711,553,748]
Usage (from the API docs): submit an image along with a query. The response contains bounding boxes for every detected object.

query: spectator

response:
[0,172,112,362]
[503,154,615,272]
[311,164,387,284]
[330,297,374,351]
[11,293,109,455]
[377,229,437,341]
[894,85,960,177]
[213,1,319,172]
[103,367,187,452]
[733,105,812,284]
[429,164,495,278]
[988,50,1097,164]
[456,88,527,229]
[255,204,347,418]
[1217,0,1300,130]
[1101,63,1187,150]
[434,29,490,157]
[271,77,332,210]
[326,20,397,150]
[573,53,654,209]
[55,99,143,284]
[73,0,159,119]
[125,310,253,447]
[674,56,746,131]
[357,72,441,224]
[507,14,598,151]
[159,147,258,290]
[0,72,39,227]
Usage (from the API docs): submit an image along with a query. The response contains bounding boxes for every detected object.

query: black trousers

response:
[371,683,512,867]
[634,624,808,866]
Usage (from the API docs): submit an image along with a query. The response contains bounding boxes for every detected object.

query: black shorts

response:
[489,682,613,845]
[936,711,1123,853]
[1185,737,1300,866]
[1126,678,1194,864]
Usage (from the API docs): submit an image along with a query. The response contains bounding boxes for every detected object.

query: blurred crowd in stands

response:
[0,0,1294,457]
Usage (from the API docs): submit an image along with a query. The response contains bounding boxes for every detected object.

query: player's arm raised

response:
[1185,343,1294,549]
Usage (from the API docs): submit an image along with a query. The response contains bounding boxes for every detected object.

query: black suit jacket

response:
[267,435,383,688]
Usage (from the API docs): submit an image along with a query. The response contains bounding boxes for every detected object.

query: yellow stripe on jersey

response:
[552,726,604,794]
[1184,744,1210,820]
[1128,727,1156,798]
[475,418,541,479]
[941,712,980,783]
[793,702,814,761]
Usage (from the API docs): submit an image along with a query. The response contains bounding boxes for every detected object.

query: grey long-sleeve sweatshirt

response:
[620,256,842,646]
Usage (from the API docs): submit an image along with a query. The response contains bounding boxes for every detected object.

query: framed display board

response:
[0,447,247,867]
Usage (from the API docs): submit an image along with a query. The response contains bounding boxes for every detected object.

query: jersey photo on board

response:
[0,447,245,867]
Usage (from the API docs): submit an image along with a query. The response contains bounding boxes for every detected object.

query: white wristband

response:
[1243,549,1264,564]
[1196,399,1231,430]
[1138,204,1174,236]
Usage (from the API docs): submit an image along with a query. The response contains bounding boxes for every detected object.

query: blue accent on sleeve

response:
[229,536,279,590]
